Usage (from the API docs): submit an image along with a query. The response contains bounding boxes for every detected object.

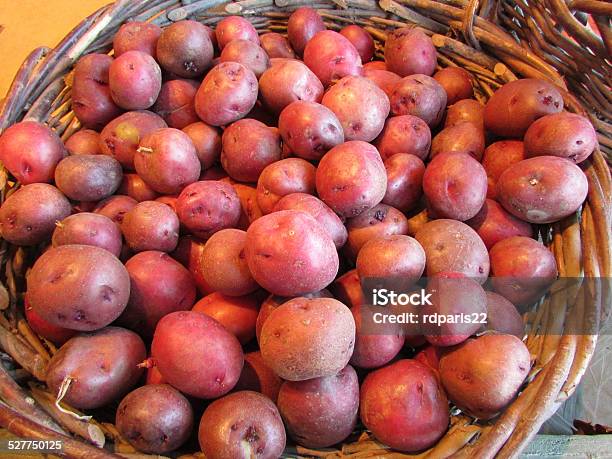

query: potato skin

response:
[363,68,401,99]
[156,20,214,78]
[433,67,473,104]
[0,183,71,246]
[152,79,199,129]
[198,391,286,459]
[496,156,588,224]
[116,384,193,454]
[444,99,484,129]
[220,39,270,78]
[182,121,222,170]
[524,112,597,163]
[287,7,325,55]
[53,213,122,257]
[114,21,162,58]
[256,158,316,214]
[484,78,563,137]
[356,234,425,281]
[384,27,436,77]
[94,195,137,225]
[390,74,447,127]
[55,154,123,202]
[109,50,162,110]
[382,153,425,212]
[376,115,431,160]
[121,201,180,252]
[260,297,355,380]
[234,351,283,402]
[485,291,524,337]
[46,327,145,409]
[303,31,363,87]
[233,183,263,229]
[24,295,77,345]
[215,16,260,50]
[117,174,159,202]
[193,292,259,344]
[430,121,485,160]
[65,129,101,155]
[340,25,375,63]
[360,359,449,452]
[439,334,530,419]
[260,32,296,59]
[466,199,533,250]
[482,140,525,199]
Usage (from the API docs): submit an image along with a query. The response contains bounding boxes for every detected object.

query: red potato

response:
[233,183,264,229]
[193,292,259,344]
[0,183,71,246]
[363,61,386,71]
[322,76,390,142]
[415,346,442,373]
[221,119,282,182]
[94,195,137,225]
[496,156,588,223]
[54,154,123,202]
[182,121,222,170]
[466,199,533,250]
[485,291,524,337]
[316,141,387,218]
[152,79,199,129]
[330,269,364,309]
[72,53,123,129]
[121,201,180,253]
[46,327,145,409]
[384,27,437,77]
[65,129,101,155]
[430,121,485,161]
[423,151,487,221]
[360,360,449,452]
[156,20,214,78]
[256,158,316,214]
[151,311,244,398]
[490,236,558,305]
[171,236,210,295]
[146,365,166,385]
[198,229,259,296]
[363,68,401,99]
[0,121,66,184]
[99,110,167,170]
[234,351,283,402]
[444,98,484,129]
[215,16,260,50]
[260,32,296,59]
[24,296,77,345]
[524,112,597,163]
[259,60,324,114]
[156,195,178,212]
[116,384,193,454]
[340,25,375,63]
[287,7,326,55]
[375,115,431,161]
[135,128,201,194]
[176,180,241,239]
[117,173,160,202]
[278,101,344,161]
[382,153,425,213]
[194,62,259,127]
[484,78,563,137]
[52,212,122,257]
[390,74,447,127]
[245,210,339,296]
[220,39,270,78]
[109,50,162,110]
[260,297,355,380]
[198,391,286,459]
[356,235,425,282]
[274,193,347,248]
[433,67,473,104]
[482,140,526,199]
[303,30,363,87]
[113,21,162,58]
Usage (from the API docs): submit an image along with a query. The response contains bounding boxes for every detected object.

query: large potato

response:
[382,153,425,212]
[390,74,447,127]
[156,20,214,78]
[121,201,180,253]
[375,115,431,160]
[430,121,485,160]
[55,154,122,202]
[109,50,162,110]
[303,31,362,86]
[466,199,533,250]
[113,21,161,58]
[482,140,525,199]
[356,234,425,282]
[288,7,326,55]
[384,27,436,77]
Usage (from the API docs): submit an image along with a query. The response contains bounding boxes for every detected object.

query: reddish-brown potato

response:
[233,183,263,229]
[156,20,214,78]
[234,351,283,402]
[466,199,533,250]
[193,292,259,344]
[53,212,122,257]
[375,115,431,161]
[444,99,484,129]
[433,67,473,104]
[390,74,447,127]
[152,79,199,129]
[24,295,77,345]
[121,201,180,252]
[340,25,375,62]
[303,31,363,87]
[256,158,316,214]
[330,269,363,309]
[171,236,210,295]
[363,61,386,71]
[117,173,160,202]
[94,195,137,225]
[260,32,296,59]
[215,16,260,50]
[220,39,270,78]
[485,291,524,337]
[363,68,402,99]
[113,21,162,58]
[382,153,425,213]
[384,28,437,77]
[430,122,485,161]
[65,129,101,155]
[109,50,162,110]
[287,7,325,55]
[182,121,222,170]
[55,154,123,202]
[356,234,425,282]
[482,140,526,199]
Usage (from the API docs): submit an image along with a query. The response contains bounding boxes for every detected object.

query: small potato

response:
[72,54,123,129]
[113,21,162,58]
[193,292,259,344]
[176,180,241,239]
[340,25,375,62]
[0,121,66,184]
[322,76,390,142]
[496,156,588,223]
[199,391,286,459]
[215,16,260,50]
[439,334,531,419]
[199,229,259,296]
[24,296,77,345]
[430,122,485,160]
[274,193,347,248]
[256,158,316,214]
[287,7,326,55]
[433,67,473,104]
[152,79,199,129]
[524,112,597,163]
[55,154,123,202]
[259,60,323,114]
[260,297,355,380]
[156,20,214,78]
[375,115,431,160]
[233,183,263,229]
[278,101,344,161]
[484,78,563,137]
[122,201,180,252]
[382,153,425,213]
[116,384,193,454]
[482,140,526,199]
[330,269,364,309]
[0,183,71,246]
[356,235,425,282]
[485,291,524,337]
[260,32,296,59]
[384,28,436,77]
[235,351,283,402]
[423,151,487,221]
[46,327,145,409]
[109,50,162,110]
[53,212,122,257]
[182,122,222,170]
[303,31,362,87]
[221,119,282,182]
[94,195,137,225]
[390,74,447,127]
[360,359,449,452]
[316,141,387,218]
[65,129,101,155]
[135,128,201,194]
[278,365,359,448]
[490,236,557,305]
[444,99,484,129]
[151,311,243,398]
[466,199,533,250]
[415,219,490,280]
[220,39,270,78]
[363,68,401,99]
[195,62,258,126]
[117,173,160,202]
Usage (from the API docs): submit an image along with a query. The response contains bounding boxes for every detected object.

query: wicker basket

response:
[0,0,610,458]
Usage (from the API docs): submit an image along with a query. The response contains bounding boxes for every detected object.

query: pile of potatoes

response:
[0,7,596,457]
